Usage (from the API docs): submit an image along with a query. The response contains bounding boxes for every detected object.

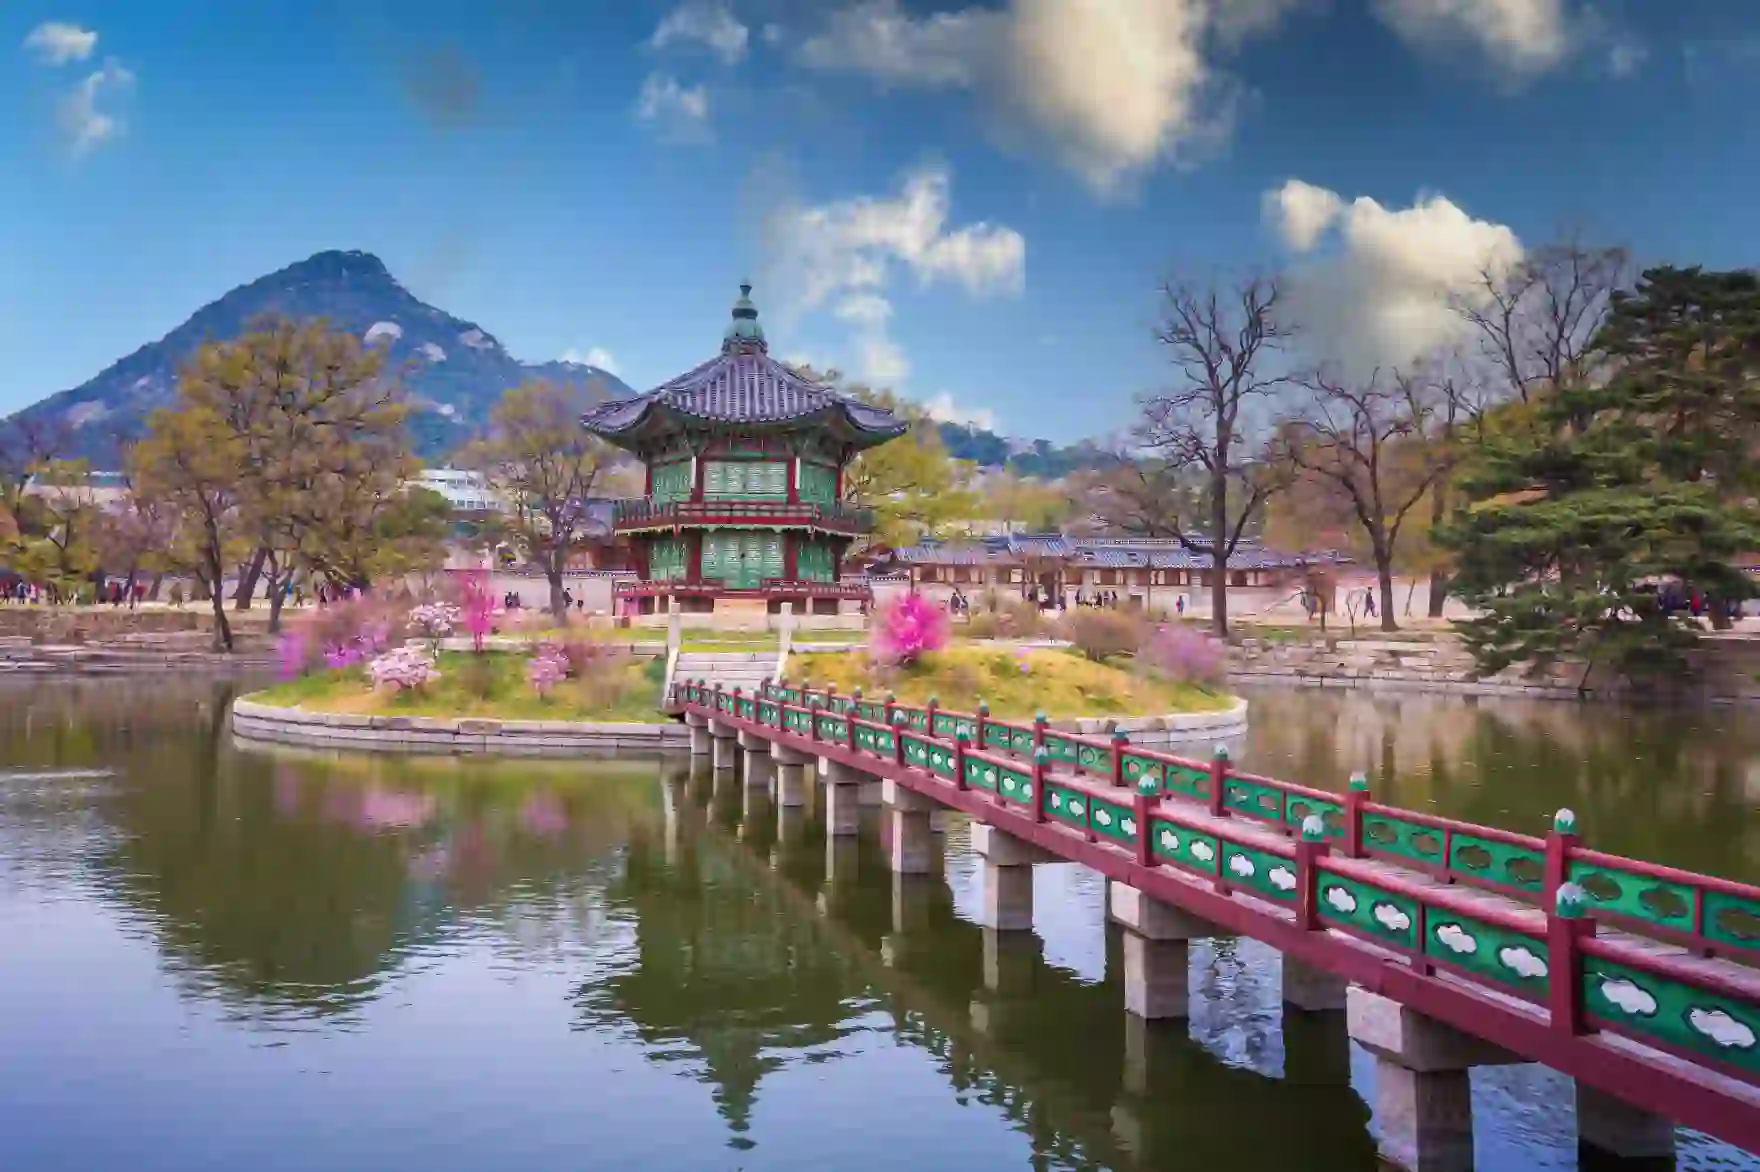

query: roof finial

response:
[724,279,766,352]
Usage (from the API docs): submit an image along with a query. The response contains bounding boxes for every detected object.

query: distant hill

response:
[935,422,1118,478]
[7,249,636,463]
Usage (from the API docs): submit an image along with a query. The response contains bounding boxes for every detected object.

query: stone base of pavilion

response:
[617,583,869,630]
[230,698,687,756]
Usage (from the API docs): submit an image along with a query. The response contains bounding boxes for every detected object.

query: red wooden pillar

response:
[786,454,798,504]
[1208,744,1230,817]
[893,711,906,768]
[1295,817,1329,931]
[1110,730,1128,789]
[925,696,939,736]
[1132,782,1153,866]
[1033,711,1047,756]
[883,692,896,728]
[954,733,968,791]
[974,702,988,751]
[1031,747,1048,823]
[1344,771,1369,858]
[1548,886,1596,1035]
[692,453,706,502]
[784,532,798,581]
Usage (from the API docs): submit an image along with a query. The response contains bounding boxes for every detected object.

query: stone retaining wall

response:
[230,697,687,756]
[1227,630,1760,702]
[2,636,276,675]
[1041,697,1250,742]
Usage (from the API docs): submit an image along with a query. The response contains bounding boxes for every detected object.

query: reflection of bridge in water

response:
[678,680,1760,1170]
[641,758,1378,1168]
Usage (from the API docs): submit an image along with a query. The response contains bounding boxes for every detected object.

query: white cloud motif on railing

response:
[1325,886,1357,915]
[1228,854,1256,879]
[1496,946,1547,979]
[1160,828,1180,852]
[1068,799,1086,817]
[1269,866,1296,891]
[1687,1008,1756,1050]
[1373,904,1412,932]
[1094,808,1113,827]
[1434,923,1476,954]
[1599,978,1659,1017]
[1049,792,1063,809]
[1190,841,1216,863]
[1121,817,1137,836]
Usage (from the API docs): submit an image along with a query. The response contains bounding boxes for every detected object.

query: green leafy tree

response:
[1441,266,1760,686]
[464,380,615,618]
[786,367,976,548]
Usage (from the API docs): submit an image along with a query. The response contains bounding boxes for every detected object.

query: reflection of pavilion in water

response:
[575,790,863,1147]
[609,763,1378,1168]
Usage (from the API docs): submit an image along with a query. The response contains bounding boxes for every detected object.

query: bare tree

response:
[1281,367,1452,632]
[1104,273,1294,636]
[1456,235,1630,405]
[1426,237,1630,616]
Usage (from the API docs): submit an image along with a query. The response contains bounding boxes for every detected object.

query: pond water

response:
[0,677,1755,1172]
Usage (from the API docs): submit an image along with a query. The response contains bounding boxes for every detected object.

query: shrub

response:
[281,595,403,677]
[407,602,460,644]
[870,592,949,667]
[1060,609,1145,662]
[367,645,439,692]
[1137,623,1227,686]
[526,641,570,696]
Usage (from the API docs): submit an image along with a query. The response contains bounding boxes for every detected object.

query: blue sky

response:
[4,0,1759,439]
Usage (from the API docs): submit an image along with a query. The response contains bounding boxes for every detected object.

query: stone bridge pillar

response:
[684,710,711,756]
[971,822,1055,932]
[1108,882,1210,1019]
[824,760,868,836]
[1574,1083,1675,1163]
[709,721,738,771]
[882,778,937,875]
[771,742,814,808]
[738,729,773,786]
[882,873,936,967]
[1346,985,1520,1172]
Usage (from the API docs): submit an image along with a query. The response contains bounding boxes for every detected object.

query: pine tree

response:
[1441,267,1760,687]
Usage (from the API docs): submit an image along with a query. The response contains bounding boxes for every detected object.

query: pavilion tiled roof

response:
[581,282,906,447]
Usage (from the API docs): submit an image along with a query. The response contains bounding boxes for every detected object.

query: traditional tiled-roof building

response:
[872,534,1346,612]
[581,283,906,617]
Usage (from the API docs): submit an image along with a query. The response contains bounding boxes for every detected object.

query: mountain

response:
[8,250,636,463]
[935,422,1118,478]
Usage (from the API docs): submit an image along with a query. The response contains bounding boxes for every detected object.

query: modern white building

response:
[413,468,504,513]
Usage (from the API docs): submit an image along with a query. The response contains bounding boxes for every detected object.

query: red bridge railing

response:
[675,675,1760,1104]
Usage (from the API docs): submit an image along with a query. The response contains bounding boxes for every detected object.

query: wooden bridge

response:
[676,678,1760,1170]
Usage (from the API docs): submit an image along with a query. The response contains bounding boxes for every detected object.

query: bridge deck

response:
[677,679,1760,1155]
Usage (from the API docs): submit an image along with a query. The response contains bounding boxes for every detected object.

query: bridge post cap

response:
[1348,771,1369,792]
[1034,711,1047,724]
[891,711,906,725]
[955,730,970,744]
[1112,729,1129,744]
[1300,814,1327,842]
[1136,777,1160,796]
[1212,744,1230,761]
[1553,808,1577,834]
[1033,747,1050,763]
[851,686,862,698]
[977,700,988,715]
[1555,882,1588,918]
[927,695,938,706]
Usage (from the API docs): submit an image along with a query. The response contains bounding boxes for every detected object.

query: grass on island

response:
[785,645,1233,720]
[250,650,669,723]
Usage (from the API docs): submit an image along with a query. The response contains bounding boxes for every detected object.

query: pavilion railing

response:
[676,676,1760,1088]
[613,498,875,532]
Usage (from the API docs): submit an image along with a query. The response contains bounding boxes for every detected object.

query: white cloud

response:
[1370,0,1582,78]
[1263,178,1524,373]
[57,60,134,157]
[24,21,97,64]
[767,164,1024,388]
[922,392,997,431]
[651,3,750,65]
[796,0,1301,194]
[562,346,621,375]
[635,72,710,137]
[1263,179,1343,251]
